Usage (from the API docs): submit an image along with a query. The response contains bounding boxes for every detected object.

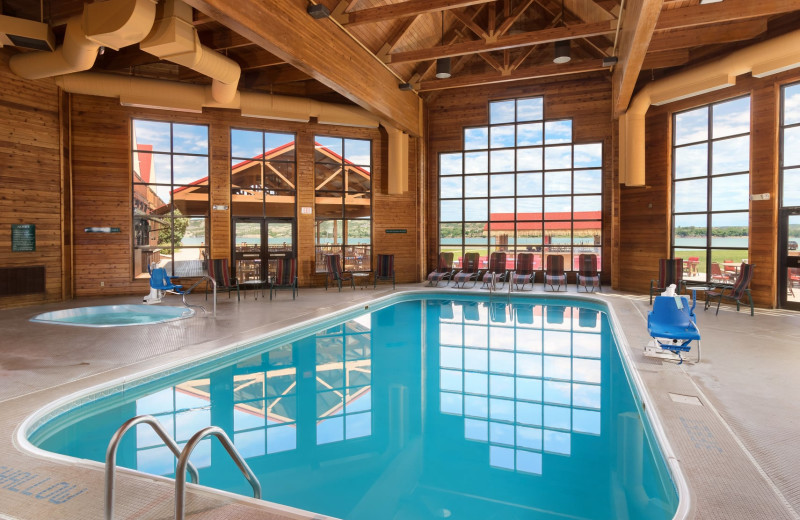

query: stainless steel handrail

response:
[174,426,261,520]
[105,415,199,520]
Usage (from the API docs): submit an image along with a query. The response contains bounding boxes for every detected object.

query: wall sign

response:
[385,229,407,234]
[84,227,121,233]
[11,224,35,252]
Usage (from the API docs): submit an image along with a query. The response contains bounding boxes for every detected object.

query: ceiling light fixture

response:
[306,3,331,19]
[553,0,571,64]
[602,56,618,67]
[435,11,451,79]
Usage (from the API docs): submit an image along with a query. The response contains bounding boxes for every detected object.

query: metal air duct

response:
[8,0,157,79]
[620,29,800,186]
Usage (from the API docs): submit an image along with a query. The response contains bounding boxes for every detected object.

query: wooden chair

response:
[650,258,685,304]
[705,263,755,316]
[324,254,354,291]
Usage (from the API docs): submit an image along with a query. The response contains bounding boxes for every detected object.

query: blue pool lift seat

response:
[647,295,701,364]
[145,267,204,312]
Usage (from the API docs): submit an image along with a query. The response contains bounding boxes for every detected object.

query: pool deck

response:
[0,284,799,520]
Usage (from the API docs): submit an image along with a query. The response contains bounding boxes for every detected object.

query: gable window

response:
[671,96,751,282]
[132,120,209,278]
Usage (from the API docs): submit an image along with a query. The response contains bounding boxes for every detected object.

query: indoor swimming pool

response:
[26,295,681,520]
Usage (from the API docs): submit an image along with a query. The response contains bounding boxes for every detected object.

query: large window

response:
[439,97,602,272]
[230,129,296,218]
[781,82,800,207]
[671,96,751,282]
[314,136,372,272]
[132,120,209,278]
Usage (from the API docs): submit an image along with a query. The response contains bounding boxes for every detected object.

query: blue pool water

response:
[30,296,679,519]
[30,305,194,327]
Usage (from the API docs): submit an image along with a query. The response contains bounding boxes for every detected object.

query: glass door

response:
[779,210,800,309]
[265,220,295,281]
[233,219,264,283]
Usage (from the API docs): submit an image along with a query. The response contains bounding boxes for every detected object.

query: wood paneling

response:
[618,70,800,307]
[0,50,62,308]
[425,75,614,283]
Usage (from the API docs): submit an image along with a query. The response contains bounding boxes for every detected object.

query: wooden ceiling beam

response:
[611,0,662,116]
[641,49,690,70]
[245,66,314,88]
[418,59,606,91]
[340,0,496,26]
[387,20,616,63]
[655,0,800,31]
[649,19,768,53]
[451,8,489,40]
[376,16,420,61]
[198,27,253,51]
[495,0,536,39]
[227,47,286,70]
[183,0,421,136]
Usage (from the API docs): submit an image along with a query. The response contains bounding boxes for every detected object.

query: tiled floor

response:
[1,285,798,520]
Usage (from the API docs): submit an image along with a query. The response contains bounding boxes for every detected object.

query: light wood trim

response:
[655,0,800,31]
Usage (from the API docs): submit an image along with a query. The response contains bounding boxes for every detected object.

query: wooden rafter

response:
[648,19,768,52]
[451,8,489,39]
[641,49,690,70]
[495,0,536,40]
[387,20,616,63]
[655,0,800,31]
[376,16,420,61]
[418,59,606,91]
[612,0,662,116]
[339,0,496,26]
[183,0,421,136]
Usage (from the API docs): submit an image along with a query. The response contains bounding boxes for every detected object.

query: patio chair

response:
[576,253,601,293]
[510,252,535,291]
[481,251,507,289]
[427,252,454,287]
[705,263,755,316]
[270,257,297,300]
[453,252,481,288]
[543,255,566,292]
[207,258,240,301]
[687,256,700,277]
[710,262,730,284]
[325,254,355,291]
[373,254,395,289]
[650,258,685,304]
[648,295,701,364]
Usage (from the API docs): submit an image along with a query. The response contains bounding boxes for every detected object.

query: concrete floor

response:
[0,284,798,520]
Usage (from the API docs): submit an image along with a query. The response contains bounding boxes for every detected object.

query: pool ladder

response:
[105,415,261,520]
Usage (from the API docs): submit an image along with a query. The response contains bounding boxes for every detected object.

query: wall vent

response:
[0,266,46,296]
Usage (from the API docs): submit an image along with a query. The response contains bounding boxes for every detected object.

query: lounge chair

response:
[576,253,601,292]
[481,251,507,289]
[453,252,481,288]
[578,308,598,328]
[514,303,534,325]
[510,252,535,291]
[650,258,685,304]
[648,295,701,364]
[427,252,454,287]
[543,255,566,292]
[270,257,297,300]
[546,305,565,324]
[373,254,395,289]
[490,302,508,323]
[704,263,755,316]
[325,254,354,291]
[207,258,240,301]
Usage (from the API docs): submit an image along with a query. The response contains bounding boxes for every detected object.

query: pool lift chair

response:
[646,288,701,364]
[144,266,206,313]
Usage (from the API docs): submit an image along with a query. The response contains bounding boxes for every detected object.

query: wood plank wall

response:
[0,50,62,308]
[68,95,419,297]
[618,70,800,308]
[425,74,614,282]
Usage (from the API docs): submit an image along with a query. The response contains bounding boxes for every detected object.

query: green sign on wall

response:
[11,224,35,252]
